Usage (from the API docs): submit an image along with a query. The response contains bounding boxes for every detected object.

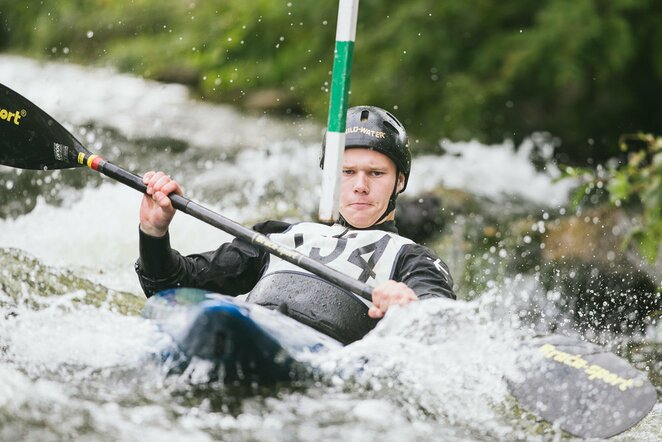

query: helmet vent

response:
[383,120,397,134]
[385,111,404,128]
[360,110,369,122]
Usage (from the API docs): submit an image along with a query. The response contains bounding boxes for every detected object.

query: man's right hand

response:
[139,171,183,237]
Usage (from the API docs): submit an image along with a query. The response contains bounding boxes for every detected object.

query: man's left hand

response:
[369,280,418,319]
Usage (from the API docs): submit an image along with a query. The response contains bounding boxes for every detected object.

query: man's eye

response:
[371,171,384,176]
[343,169,354,175]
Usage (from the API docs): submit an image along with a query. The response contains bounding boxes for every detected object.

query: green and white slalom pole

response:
[318,0,359,223]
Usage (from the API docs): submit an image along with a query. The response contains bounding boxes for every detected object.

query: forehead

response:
[342,148,395,168]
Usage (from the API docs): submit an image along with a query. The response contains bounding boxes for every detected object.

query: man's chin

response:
[341,212,377,228]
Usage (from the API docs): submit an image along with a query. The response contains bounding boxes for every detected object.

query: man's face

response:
[339,148,404,228]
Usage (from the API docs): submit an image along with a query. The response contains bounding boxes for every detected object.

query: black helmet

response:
[321,105,411,191]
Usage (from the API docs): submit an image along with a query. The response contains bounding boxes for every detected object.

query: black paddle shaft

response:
[86,154,375,303]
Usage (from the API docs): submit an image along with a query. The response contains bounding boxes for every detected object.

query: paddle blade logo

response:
[53,143,72,162]
[539,343,645,391]
[0,107,26,125]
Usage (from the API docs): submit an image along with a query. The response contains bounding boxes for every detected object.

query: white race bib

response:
[265,223,413,304]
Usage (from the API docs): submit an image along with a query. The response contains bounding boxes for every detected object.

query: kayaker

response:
[135,106,455,344]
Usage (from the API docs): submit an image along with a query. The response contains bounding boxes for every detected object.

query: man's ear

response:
[396,172,405,193]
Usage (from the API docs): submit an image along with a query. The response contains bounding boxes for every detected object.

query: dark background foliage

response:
[1,0,661,162]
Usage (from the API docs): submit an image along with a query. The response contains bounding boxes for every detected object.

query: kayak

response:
[142,286,656,438]
[142,287,342,384]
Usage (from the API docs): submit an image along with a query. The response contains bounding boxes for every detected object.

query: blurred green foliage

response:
[566,133,662,265]
[1,0,661,161]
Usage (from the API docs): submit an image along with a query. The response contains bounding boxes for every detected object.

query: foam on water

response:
[0,55,319,151]
[314,298,526,440]
[0,291,211,441]
[0,182,233,293]
[0,361,214,442]
[1,298,162,370]
[0,55,656,441]
[0,54,573,210]
[409,138,573,206]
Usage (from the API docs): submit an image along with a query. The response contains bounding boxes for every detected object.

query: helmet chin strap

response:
[338,174,400,229]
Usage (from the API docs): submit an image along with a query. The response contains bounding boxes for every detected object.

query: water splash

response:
[409,138,573,207]
[312,299,530,441]
[0,55,319,151]
[0,55,657,441]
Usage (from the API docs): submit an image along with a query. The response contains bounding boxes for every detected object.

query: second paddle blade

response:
[508,334,656,439]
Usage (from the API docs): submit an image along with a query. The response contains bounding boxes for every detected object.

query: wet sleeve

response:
[134,221,292,298]
[394,243,456,300]
[135,228,266,298]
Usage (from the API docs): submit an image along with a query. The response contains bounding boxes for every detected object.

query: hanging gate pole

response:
[318,0,359,223]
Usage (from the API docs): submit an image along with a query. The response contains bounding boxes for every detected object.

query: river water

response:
[0,55,658,441]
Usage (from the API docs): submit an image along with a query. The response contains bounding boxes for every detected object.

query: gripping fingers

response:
[155,182,182,209]
[368,307,383,319]
[144,171,165,195]
[144,171,178,196]
[160,180,183,197]
[369,281,418,319]
[149,172,170,194]
[142,171,155,184]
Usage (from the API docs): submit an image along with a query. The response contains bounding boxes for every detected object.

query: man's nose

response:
[353,173,369,193]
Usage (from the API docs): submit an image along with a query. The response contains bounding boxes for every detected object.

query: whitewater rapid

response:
[0,55,657,442]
